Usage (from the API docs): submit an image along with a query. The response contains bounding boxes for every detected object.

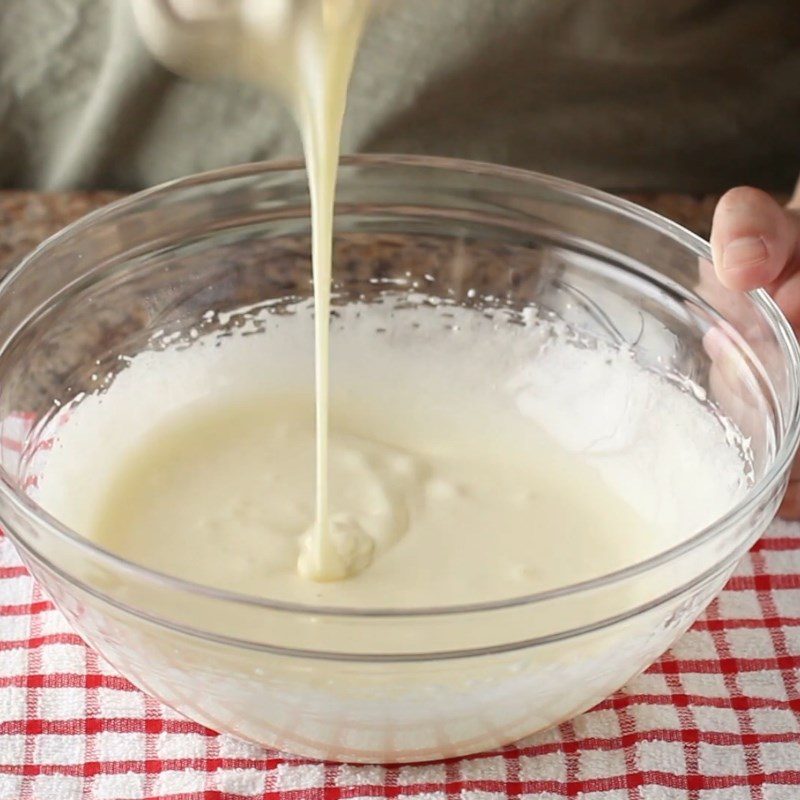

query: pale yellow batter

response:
[36,295,748,607]
[90,391,654,606]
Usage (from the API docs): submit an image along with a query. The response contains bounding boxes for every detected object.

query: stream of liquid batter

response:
[292,0,372,581]
[130,0,371,580]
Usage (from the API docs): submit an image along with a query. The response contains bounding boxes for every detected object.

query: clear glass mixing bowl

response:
[0,155,797,763]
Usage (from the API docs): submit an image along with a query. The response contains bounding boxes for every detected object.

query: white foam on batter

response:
[33,295,750,597]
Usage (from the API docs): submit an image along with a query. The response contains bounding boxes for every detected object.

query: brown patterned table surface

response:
[0,189,783,280]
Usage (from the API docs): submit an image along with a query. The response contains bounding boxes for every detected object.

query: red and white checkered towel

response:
[1,519,800,799]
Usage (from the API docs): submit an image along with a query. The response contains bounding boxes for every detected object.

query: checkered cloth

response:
[1,517,799,800]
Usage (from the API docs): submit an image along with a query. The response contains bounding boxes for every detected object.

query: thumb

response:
[710,186,799,292]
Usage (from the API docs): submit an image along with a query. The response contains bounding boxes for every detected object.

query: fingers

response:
[709,183,800,522]
[771,269,800,329]
[779,481,800,519]
[710,187,799,292]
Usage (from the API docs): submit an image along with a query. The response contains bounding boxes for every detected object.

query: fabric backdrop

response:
[0,0,799,192]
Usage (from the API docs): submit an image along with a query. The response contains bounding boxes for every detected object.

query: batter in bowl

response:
[89,392,650,604]
[36,298,749,607]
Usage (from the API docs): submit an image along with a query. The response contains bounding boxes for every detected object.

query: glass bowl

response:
[0,155,797,763]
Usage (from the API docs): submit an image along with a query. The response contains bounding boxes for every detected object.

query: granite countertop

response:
[0,192,126,277]
[0,191,727,279]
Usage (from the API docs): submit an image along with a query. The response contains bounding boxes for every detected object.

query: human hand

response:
[710,180,800,517]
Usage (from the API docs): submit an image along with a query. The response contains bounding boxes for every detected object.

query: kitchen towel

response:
[1,518,799,799]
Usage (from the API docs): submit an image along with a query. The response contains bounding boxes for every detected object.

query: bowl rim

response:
[2,152,799,620]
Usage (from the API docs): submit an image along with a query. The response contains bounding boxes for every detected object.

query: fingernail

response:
[723,236,768,271]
